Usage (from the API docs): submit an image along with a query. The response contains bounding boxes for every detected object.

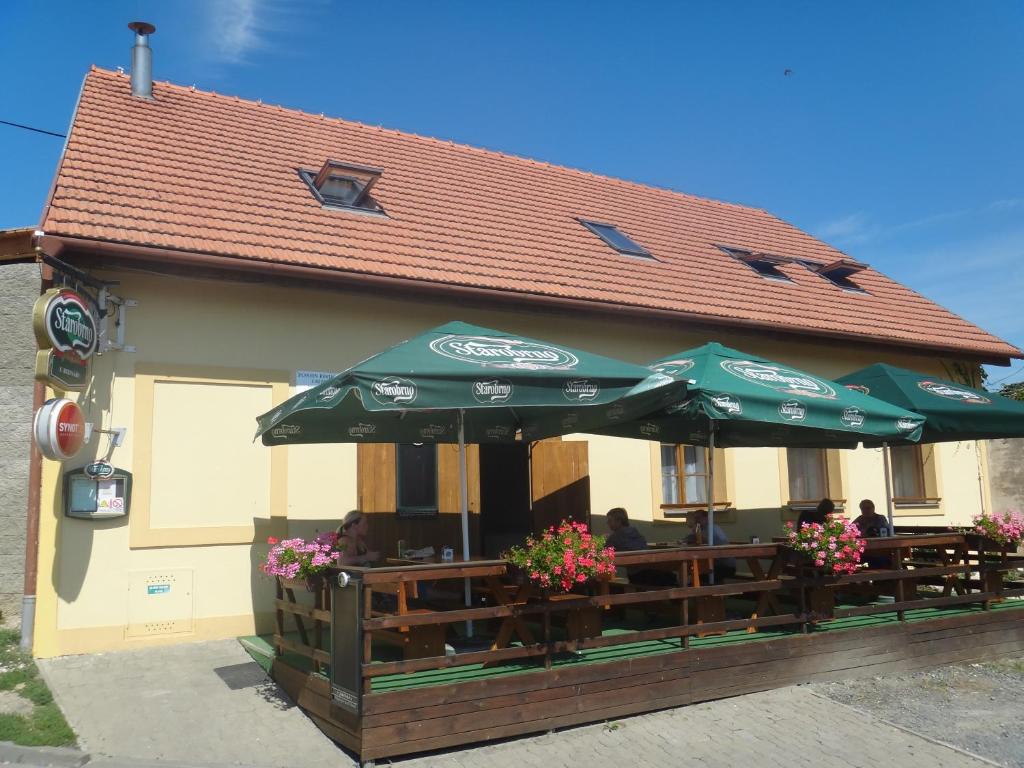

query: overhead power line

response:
[0,119,66,138]
[988,364,1024,387]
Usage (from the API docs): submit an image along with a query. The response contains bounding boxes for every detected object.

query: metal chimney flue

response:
[128,21,156,99]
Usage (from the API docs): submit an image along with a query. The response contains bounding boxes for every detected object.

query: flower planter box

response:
[965,533,1018,554]
[546,593,602,641]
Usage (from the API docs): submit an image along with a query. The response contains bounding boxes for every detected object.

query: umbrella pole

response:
[881,443,895,533]
[458,409,473,637]
[706,421,716,585]
[975,441,987,516]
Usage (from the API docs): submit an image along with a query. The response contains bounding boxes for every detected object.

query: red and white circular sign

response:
[33,398,87,461]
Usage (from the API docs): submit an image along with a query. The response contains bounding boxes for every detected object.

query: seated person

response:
[853,499,892,569]
[336,510,396,612]
[605,507,676,587]
[685,509,737,582]
[336,509,380,566]
[797,498,834,529]
[852,499,888,537]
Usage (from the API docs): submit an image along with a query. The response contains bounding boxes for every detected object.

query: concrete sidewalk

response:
[11,639,993,768]
[36,640,340,768]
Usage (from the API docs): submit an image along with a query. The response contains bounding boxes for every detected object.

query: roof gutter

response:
[36,233,1018,365]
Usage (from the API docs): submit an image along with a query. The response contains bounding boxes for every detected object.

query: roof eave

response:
[36,233,1020,365]
[0,227,39,263]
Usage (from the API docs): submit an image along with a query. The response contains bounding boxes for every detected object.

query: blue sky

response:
[1,1,1022,385]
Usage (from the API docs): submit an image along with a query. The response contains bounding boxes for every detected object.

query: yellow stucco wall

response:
[32,269,996,657]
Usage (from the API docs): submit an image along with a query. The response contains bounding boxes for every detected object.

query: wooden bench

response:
[370,607,446,659]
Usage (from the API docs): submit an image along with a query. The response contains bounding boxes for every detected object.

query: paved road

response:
[394,686,993,768]
[34,640,992,768]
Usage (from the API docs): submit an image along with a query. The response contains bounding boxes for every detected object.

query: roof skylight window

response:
[797,258,869,293]
[300,159,383,213]
[719,246,792,282]
[579,219,652,258]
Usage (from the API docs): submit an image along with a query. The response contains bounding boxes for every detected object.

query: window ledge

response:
[894,499,941,509]
[660,502,732,511]
[787,499,847,512]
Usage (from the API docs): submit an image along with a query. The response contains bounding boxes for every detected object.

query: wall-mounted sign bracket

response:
[97,286,137,354]
[84,424,128,461]
[38,255,136,356]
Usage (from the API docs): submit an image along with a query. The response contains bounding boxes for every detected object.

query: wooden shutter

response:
[357,443,396,513]
[531,440,590,533]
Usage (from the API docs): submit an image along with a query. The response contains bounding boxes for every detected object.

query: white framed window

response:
[661,443,709,506]
[787,447,828,503]
[891,445,926,501]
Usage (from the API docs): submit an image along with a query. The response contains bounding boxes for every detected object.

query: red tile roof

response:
[41,67,1020,360]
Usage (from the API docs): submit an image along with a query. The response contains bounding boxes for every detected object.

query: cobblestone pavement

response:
[392,686,993,768]
[34,640,993,768]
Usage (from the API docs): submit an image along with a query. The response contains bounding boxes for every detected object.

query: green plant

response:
[0,631,76,747]
[505,520,615,593]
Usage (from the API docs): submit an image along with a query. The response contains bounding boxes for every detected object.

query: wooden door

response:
[530,440,590,534]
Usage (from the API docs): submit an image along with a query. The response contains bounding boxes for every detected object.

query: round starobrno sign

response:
[33,398,87,461]
[34,289,98,361]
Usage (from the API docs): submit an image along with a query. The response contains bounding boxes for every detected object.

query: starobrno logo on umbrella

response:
[316,385,344,405]
[472,379,513,403]
[711,393,743,415]
[370,377,418,406]
[778,400,807,422]
[348,423,377,438]
[840,407,865,429]
[652,359,694,377]
[563,379,600,402]
[917,381,991,405]
[429,335,579,370]
[720,360,837,399]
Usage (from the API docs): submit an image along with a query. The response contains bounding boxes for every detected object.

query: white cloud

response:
[817,212,871,242]
[816,207,974,249]
[206,0,268,65]
[888,227,1024,354]
[989,198,1024,213]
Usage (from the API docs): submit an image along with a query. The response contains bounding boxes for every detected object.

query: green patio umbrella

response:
[836,363,1024,526]
[836,363,1024,444]
[596,343,925,448]
[256,320,686,579]
[591,343,926,574]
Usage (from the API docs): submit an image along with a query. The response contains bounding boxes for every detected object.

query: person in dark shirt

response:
[605,507,676,587]
[853,499,892,568]
[605,507,647,551]
[797,498,834,529]
[685,509,736,582]
[852,499,888,537]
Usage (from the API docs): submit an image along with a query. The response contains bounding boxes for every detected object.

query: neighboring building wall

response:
[988,438,1024,511]
[0,263,40,623]
[31,268,998,657]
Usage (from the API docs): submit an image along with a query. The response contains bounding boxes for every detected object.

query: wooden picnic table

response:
[343,559,510,659]
[610,543,788,632]
[784,532,977,619]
